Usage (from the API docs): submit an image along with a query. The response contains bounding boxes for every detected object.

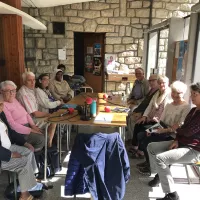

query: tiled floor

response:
[1,139,200,200]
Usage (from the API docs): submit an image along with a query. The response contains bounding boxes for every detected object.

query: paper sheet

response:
[94,113,113,123]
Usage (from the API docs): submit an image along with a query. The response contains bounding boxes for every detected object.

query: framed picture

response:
[105,54,116,73]
[87,47,93,54]
[94,43,101,57]
[85,54,93,72]
[93,57,102,76]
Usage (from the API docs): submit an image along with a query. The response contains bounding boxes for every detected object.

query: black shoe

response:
[138,166,151,176]
[148,173,160,187]
[136,161,148,169]
[156,192,180,200]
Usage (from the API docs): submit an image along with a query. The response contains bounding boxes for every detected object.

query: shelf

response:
[0,2,47,30]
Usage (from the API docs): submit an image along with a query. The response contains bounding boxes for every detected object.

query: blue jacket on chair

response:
[65,132,130,200]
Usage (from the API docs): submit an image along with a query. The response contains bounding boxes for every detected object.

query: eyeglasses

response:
[2,89,16,94]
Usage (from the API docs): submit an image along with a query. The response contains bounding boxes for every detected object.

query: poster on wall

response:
[85,54,93,72]
[93,57,102,76]
[105,54,116,73]
[87,47,93,54]
[94,43,101,57]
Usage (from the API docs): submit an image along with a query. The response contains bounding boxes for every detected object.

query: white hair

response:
[171,81,187,94]
[22,72,35,83]
[157,75,169,83]
[0,80,17,90]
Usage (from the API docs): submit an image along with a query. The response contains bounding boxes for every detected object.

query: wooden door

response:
[84,33,105,92]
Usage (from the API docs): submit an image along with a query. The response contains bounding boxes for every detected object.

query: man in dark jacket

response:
[0,100,37,200]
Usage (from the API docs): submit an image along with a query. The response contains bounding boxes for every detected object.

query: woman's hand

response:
[31,128,42,134]
[136,116,147,124]
[31,125,42,133]
[169,140,178,150]
[24,142,35,152]
[171,123,179,131]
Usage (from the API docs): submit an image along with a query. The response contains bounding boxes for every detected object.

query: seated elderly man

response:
[127,67,149,110]
[0,80,45,152]
[0,100,37,200]
[147,83,200,200]
[49,69,73,103]
[17,72,56,147]
[126,74,159,141]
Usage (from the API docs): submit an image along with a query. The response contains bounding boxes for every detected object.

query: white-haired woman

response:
[0,81,45,152]
[136,81,190,176]
[17,72,57,147]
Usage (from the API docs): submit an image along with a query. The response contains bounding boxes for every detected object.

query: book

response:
[146,121,168,133]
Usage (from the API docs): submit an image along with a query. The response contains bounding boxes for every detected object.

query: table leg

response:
[44,123,50,182]
[119,126,126,143]
[66,125,69,151]
[59,124,62,167]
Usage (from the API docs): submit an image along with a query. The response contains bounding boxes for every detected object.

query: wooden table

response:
[43,93,128,181]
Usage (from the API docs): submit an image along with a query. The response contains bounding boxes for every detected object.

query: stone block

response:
[55,6,63,16]
[29,8,39,17]
[66,56,74,65]
[135,64,142,68]
[109,18,130,25]
[96,18,109,24]
[125,57,141,64]
[36,38,45,48]
[115,26,119,33]
[132,24,142,29]
[37,66,53,74]
[106,37,122,44]
[153,2,163,8]
[64,10,78,17]
[50,60,59,66]
[118,57,124,63]
[40,7,54,16]
[36,49,42,59]
[66,31,74,38]
[111,4,119,8]
[106,0,119,3]
[122,37,134,44]
[152,18,162,25]
[119,26,125,36]
[51,17,68,22]
[90,2,110,10]
[131,18,140,24]
[25,38,35,48]
[47,23,53,34]
[66,24,84,32]
[78,11,100,18]
[39,60,46,66]
[105,45,113,53]
[127,9,136,17]
[96,25,115,32]
[120,0,127,16]
[48,49,58,54]
[84,20,97,32]
[129,64,135,69]
[83,2,90,9]
[126,44,138,51]
[69,17,85,23]
[113,45,125,53]
[143,1,150,7]
[114,8,119,17]
[126,27,132,36]
[166,3,180,10]
[140,18,149,25]
[132,28,143,38]
[136,9,150,18]
[71,3,83,10]
[66,50,74,56]
[120,51,134,57]
[180,4,193,11]
[52,35,65,38]
[26,49,35,58]
[46,38,57,49]
[156,9,169,18]
[43,52,57,60]
[64,5,70,9]
[106,33,119,36]
[101,9,114,17]
[130,1,142,8]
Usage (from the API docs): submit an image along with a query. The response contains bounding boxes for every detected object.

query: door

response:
[84,33,105,93]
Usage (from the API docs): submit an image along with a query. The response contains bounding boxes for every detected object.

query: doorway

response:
[74,32,105,92]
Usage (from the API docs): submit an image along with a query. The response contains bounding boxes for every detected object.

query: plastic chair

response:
[183,163,200,184]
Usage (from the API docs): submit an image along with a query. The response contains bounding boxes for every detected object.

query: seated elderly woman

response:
[49,69,73,103]
[35,73,63,113]
[17,72,57,147]
[130,75,172,158]
[147,82,200,200]
[0,100,37,200]
[136,81,190,176]
[126,74,159,141]
[0,81,45,152]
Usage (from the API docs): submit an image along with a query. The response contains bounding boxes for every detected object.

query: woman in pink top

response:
[0,81,44,152]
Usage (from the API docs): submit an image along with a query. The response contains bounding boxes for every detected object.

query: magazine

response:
[146,121,168,133]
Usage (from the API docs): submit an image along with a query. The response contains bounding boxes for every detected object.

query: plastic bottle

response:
[121,93,126,106]
[90,99,97,117]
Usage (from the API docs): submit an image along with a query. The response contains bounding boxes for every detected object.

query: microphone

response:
[60,108,75,117]
[60,110,69,117]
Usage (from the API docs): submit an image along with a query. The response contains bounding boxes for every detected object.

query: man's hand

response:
[171,124,179,132]
[11,152,22,158]
[31,129,43,134]
[24,142,34,152]
[136,116,147,124]
[31,125,41,132]
[169,140,178,150]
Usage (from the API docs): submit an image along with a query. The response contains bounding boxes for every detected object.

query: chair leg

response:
[13,172,18,200]
[184,164,191,184]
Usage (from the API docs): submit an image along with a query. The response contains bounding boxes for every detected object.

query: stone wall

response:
[23,0,198,90]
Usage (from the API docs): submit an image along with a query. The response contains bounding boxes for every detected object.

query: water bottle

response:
[121,93,126,106]
[90,99,97,117]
